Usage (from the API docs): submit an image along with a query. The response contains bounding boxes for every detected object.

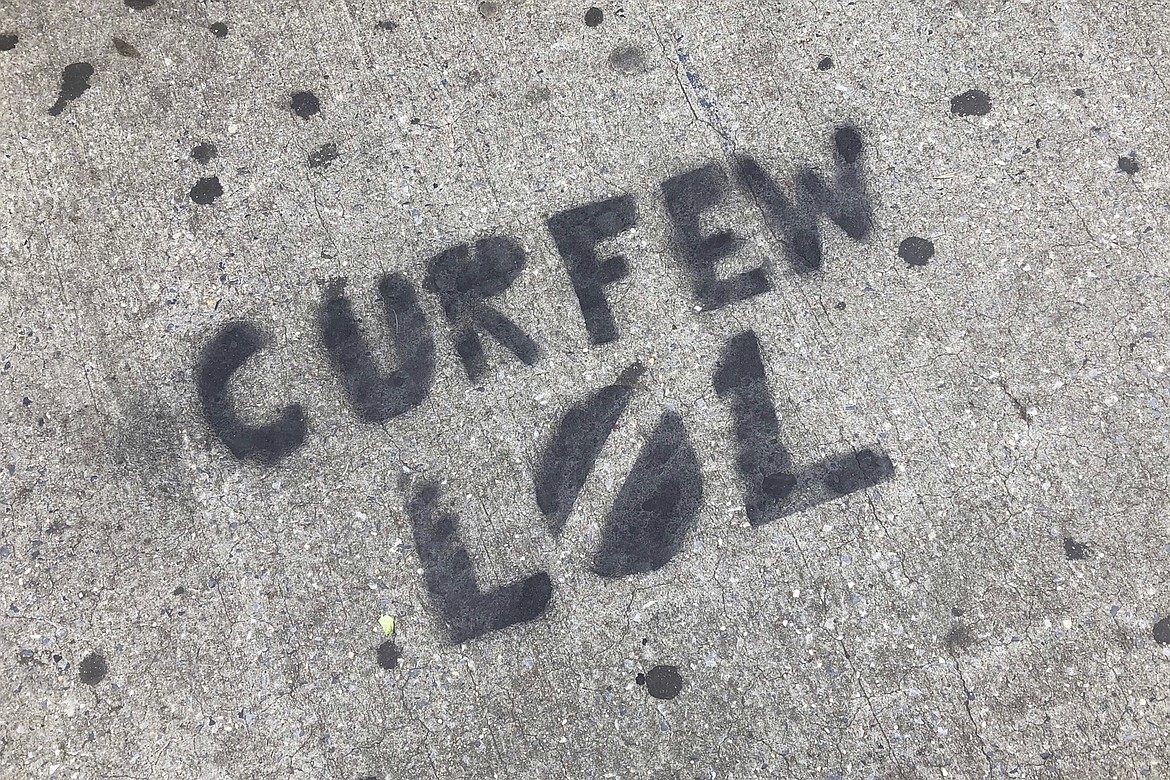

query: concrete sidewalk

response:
[2,0,1168,777]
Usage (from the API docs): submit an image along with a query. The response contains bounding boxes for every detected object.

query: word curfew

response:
[195,124,897,642]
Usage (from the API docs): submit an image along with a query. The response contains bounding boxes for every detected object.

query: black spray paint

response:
[48,62,94,116]
[663,163,772,310]
[950,89,991,117]
[291,91,320,120]
[191,143,218,164]
[190,176,223,205]
[196,323,307,464]
[426,237,540,381]
[898,236,934,266]
[405,480,552,643]
[376,640,402,669]
[0,33,17,51]
[78,652,108,685]
[715,329,895,522]
[593,411,702,578]
[1154,616,1170,645]
[319,275,435,423]
[547,195,637,345]
[308,142,339,169]
[713,331,796,525]
[734,126,873,273]
[534,362,644,533]
[1063,537,1090,561]
[644,664,683,699]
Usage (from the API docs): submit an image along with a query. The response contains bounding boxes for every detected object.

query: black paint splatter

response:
[817,56,834,71]
[1154,616,1170,644]
[376,20,398,31]
[898,236,934,266]
[124,0,156,9]
[308,142,339,169]
[376,640,401,670]
[478,2,501,20]
[635,672,645,685]
[1073,88,1085,97]
[191,143,217,164]
[1118,154,1139,175]
[48,62,94,116]
[0,33,17,51]
[189,176,223,205]
[950,89,991,116]
[78,652,107,685]
[608,45,647,74]
[209,23,228,38]
[644,665,683,699]
[1063,537,1091,560]
[585,7,604,26]
[291,91,320,120]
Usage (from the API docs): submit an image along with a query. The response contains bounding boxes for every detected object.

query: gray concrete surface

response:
[2,0,1169,777]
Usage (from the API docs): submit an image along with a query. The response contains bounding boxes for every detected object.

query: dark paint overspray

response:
[404,479,553,643]
[0,33,17,51]
[592,411,702,578]
[535,362,644,533]
[308,142,339,168]
[112,37,140,58]
[196,323,307,464]
[191,143,218,164]
[319,274,435,423]
[78,652,108,685]
[426,236,540,381]
[48,62,94,116]
[733,125,873,274]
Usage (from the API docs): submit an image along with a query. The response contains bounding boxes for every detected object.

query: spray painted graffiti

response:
[195,125,896,642]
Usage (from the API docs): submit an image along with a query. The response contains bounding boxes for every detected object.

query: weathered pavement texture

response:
[2,0,1169,778]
